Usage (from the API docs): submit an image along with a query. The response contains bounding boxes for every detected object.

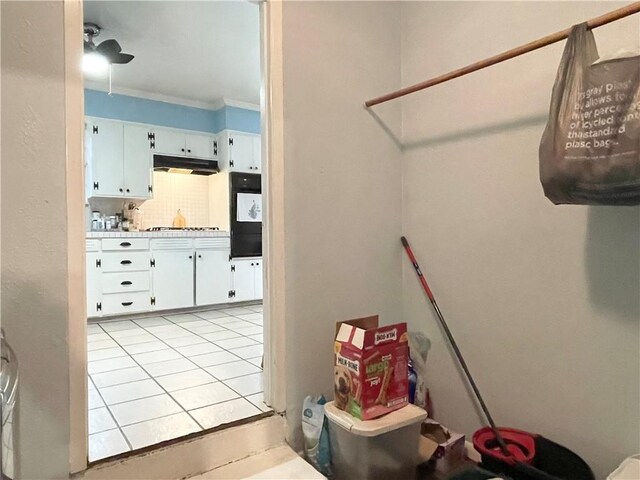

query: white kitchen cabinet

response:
[123,124,153,198]
[152,128,186,156]
[186,133,214,159]
[86,251,102,318]
[85,117,152,200]
[196,249,232,305]
[86,118,124,198]
[254,259,263,300]
[86,236,235,317]
[151,250,195,310]
[214,131,261,173]
[230,257,263,302]
[152,128,214,159]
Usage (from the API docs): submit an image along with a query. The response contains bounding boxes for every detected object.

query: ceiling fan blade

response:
[96,39,122,55]
[110,53,135,65]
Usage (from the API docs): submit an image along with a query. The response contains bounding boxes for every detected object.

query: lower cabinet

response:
[86,251,102,317]
[231,258,263,302]
[196,249,232,306]
[86,236,263,318]
[151,249,195,311]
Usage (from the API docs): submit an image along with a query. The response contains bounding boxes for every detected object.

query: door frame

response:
[260,0,286,414]
[66,0,287,473]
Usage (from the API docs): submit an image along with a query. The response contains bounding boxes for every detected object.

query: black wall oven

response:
[230,172,262,258]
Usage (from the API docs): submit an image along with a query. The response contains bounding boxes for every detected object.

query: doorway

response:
[80,0,271,462]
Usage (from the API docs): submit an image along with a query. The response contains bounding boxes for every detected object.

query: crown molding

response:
[84,81,222,110]
[222,98,261,111]
[83,82,261,113]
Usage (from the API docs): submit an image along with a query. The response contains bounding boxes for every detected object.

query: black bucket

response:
[478,436,595,480]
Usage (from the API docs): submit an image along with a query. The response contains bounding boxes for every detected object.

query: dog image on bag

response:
[334,366,351,410]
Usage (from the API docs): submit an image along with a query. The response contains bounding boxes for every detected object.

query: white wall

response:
[401,2,639,477]
[280,1,403,447]
[1,0,86,477]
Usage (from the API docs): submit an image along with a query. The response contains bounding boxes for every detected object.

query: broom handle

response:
[401,236,511,457]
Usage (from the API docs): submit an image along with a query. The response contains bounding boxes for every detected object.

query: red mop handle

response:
[401,235,513,460]
[401,236,435,302]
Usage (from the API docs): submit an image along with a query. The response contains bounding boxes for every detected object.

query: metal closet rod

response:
[364,2,640,108]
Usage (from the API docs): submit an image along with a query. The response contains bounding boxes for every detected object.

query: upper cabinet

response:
[85,117,152,200]
[124,124,154,198]
[84,118,258,200]
[151,128,215,159]
[214,131,261,173]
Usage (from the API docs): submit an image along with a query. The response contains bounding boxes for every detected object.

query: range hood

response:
[153,154,219,176]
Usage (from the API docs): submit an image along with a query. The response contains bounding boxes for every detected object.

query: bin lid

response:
[325,402,427,438]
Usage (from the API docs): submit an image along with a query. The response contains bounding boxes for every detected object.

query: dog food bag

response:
[302,395,332,476]
[334,316,409,420]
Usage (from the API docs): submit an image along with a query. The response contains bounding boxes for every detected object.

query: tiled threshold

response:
[87,303,268,462]
[77,415,286,480]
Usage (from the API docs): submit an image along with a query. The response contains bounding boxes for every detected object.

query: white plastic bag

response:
[408,332,431,409]
[302,395,332,476]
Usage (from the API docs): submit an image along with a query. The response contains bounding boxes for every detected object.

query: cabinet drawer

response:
[102,238,150,251]
[102,252,150,272]
[150,238,194,250]
[86,239,101,252]
[101,291,151,315]
[194,238,230,249]
[102,272,150,294]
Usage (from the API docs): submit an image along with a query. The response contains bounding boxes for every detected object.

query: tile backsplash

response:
[137,172,211,228]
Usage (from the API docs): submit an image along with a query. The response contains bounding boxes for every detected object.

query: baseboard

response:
[76,415,286,480]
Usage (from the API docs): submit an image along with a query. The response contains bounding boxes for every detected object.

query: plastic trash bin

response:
[325,401,427,480]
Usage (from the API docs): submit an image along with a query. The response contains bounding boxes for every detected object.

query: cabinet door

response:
[86,252,102,317]
[253,259,263,300]
[87,119,124,197]
[252,136,262,173]
[229,133,256,172]
[152,250,194,310]
[231,259,255,302]
[123,124,153,198]
[186,134,214,159]
[153,129,186,156]
[196,250,231,306]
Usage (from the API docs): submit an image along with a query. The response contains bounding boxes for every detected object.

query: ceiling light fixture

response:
[83,23,135,94]
[82,51,109,74]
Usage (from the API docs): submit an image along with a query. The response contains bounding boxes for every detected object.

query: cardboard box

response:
[333,315,409,420]
[418,419,466,474]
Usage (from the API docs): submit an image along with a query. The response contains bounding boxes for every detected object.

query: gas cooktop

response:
[145,227,220,231]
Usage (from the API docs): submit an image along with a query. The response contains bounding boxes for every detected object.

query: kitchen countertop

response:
[87,230,230,238]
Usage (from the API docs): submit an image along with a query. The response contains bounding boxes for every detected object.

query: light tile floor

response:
[87,303,269,462]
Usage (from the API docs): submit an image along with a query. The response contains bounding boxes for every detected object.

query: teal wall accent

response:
[224,105,260,134]
[84,89,260,134]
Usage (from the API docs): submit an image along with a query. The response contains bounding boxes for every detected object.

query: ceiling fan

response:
[83,23,134,64]
[83,23,134,94]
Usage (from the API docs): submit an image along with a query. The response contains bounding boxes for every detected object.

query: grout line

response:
[91,372,152,390]
[88,304,264,455]
[108,341,208,436]
[90,380,135,454]
[98,327,201,439]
